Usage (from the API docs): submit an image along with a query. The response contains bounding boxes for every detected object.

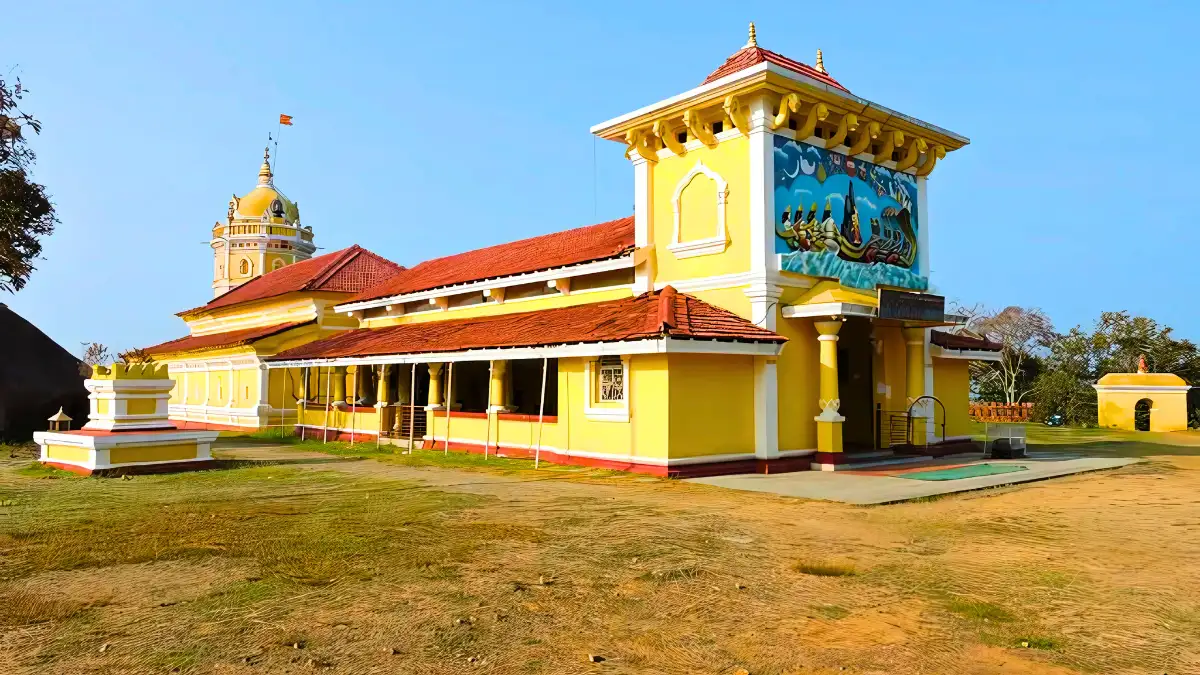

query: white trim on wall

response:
[584,356,630,422]
[266,337,784,369]
[336,256,636,313]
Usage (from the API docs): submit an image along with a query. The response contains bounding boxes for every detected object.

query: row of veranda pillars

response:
[813,321,929,455]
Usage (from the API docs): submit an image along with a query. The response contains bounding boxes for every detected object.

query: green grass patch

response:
[1016,635,1059,650]
[792,559,857,577]
[946,598,1014,622]
[16,462,83,480]
[814,604,850,620]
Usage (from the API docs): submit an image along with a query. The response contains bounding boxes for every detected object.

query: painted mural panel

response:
[773,137,926,291]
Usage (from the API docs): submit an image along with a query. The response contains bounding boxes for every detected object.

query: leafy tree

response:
[1030,327,1095,425]
[0,75,57,293]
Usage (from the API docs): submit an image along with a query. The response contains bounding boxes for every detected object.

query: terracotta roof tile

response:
[182,246,403,316]
[349,217,635,304]
[703,46,848,91]
[270,287,783,361]
[931,330,1002,352]
[145,320,314,356]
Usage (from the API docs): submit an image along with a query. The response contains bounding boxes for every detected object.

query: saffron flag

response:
[279,114,293,126]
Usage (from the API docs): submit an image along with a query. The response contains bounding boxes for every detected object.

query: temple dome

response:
[230,147,300,224]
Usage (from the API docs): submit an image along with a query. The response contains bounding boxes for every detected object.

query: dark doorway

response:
[1134,398,1152,431]
[837,318,876,451]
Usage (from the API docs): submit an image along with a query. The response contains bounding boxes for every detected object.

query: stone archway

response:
[1134,398,1152,432]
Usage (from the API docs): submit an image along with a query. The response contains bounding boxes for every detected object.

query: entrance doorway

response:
[1134,398,1151,431]
[836,318,875,451]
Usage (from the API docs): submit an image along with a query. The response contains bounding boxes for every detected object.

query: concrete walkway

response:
[687,454,1139,505]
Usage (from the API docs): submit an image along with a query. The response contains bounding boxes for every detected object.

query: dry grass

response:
[792,559,858,577]
[1,431,1199,674]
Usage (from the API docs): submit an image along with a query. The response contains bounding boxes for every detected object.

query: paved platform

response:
[687,454,1139,505]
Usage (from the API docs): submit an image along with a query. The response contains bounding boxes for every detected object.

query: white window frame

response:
[668,160,729,258]
[584,356,630,422]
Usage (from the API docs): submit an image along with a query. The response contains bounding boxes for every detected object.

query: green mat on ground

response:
[900,463,1028,481]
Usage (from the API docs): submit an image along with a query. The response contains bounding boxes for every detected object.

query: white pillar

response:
[753,356,780,460]
[632,157,654,293]
[747,94,776,278]
[917,175,930,286]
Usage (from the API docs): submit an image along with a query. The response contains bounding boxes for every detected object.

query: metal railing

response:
[906,395,946,447]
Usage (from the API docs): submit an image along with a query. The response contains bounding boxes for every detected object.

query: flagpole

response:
[274,118,281,177]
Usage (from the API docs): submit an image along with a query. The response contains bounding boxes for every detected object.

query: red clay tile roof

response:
[931,330,1002,352]
[349,217,635,305]
[703,46,848,91]
[182,246,403,316]
[145,320,314,356]
[271,287,783,361]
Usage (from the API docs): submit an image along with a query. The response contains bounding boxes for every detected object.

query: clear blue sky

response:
[6,1,1199,354]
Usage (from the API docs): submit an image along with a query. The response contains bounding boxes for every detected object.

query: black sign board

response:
[877,289,945,323]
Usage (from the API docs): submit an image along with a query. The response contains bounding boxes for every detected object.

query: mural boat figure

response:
[773,138,924,290]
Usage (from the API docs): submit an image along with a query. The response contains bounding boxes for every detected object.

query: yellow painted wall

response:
[234,368,258,408]
[421,353,755,463]
[298,405,383,436]
[932,358,972,439]
[650,136,751,285]
[875,326,909,415]
[109,443,201,465]
[666,353,755,458]
[1097,390,1190,432]
[180,292,347,337]
[363,287,632,329]
[46,444,91,464]
[774,291,820,451]
[683,286,752,322]
[422,355,674,462]
[126,399,157,416]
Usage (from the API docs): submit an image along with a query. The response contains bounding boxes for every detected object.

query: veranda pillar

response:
[331,366,347,406]
[814,320,845,455]
[426,362,445,409]
[487,361,514,412]
[902,327,928,443]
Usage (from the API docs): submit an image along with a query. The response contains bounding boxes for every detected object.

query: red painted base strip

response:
[292,425,379,443]
[416,439,810,477]
[41,460,220,477]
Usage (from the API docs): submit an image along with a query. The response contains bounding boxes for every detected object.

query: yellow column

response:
[331,366,347,405]
[376,365,391,404]
[354,365,372,404]
[902,327,927,443]
[488,361,512,411]
[814,320,845,455]
[427,362,444,408]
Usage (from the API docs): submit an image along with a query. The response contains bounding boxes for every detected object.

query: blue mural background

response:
[773,137,926,291]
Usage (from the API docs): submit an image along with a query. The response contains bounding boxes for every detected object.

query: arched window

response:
[239,259,251,276]
[272,258,285,271]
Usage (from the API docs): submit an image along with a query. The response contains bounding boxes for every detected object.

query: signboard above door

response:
[877,289,945,323]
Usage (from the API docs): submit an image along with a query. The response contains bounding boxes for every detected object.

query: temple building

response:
[146,25,1000,474]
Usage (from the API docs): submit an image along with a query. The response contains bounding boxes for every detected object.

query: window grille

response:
[598,357,624,403]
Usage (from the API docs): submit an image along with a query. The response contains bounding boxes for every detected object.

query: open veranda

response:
[2,424,1199,674]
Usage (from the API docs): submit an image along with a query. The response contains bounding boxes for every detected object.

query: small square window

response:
[711,121,724,134]
[598,358,624,403]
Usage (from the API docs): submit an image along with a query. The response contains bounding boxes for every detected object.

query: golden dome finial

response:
[746,22,757,48]
[258,145,273,186]
[815,48,826,73]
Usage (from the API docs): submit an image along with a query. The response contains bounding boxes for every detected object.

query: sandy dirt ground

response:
[0,430,1197,674]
